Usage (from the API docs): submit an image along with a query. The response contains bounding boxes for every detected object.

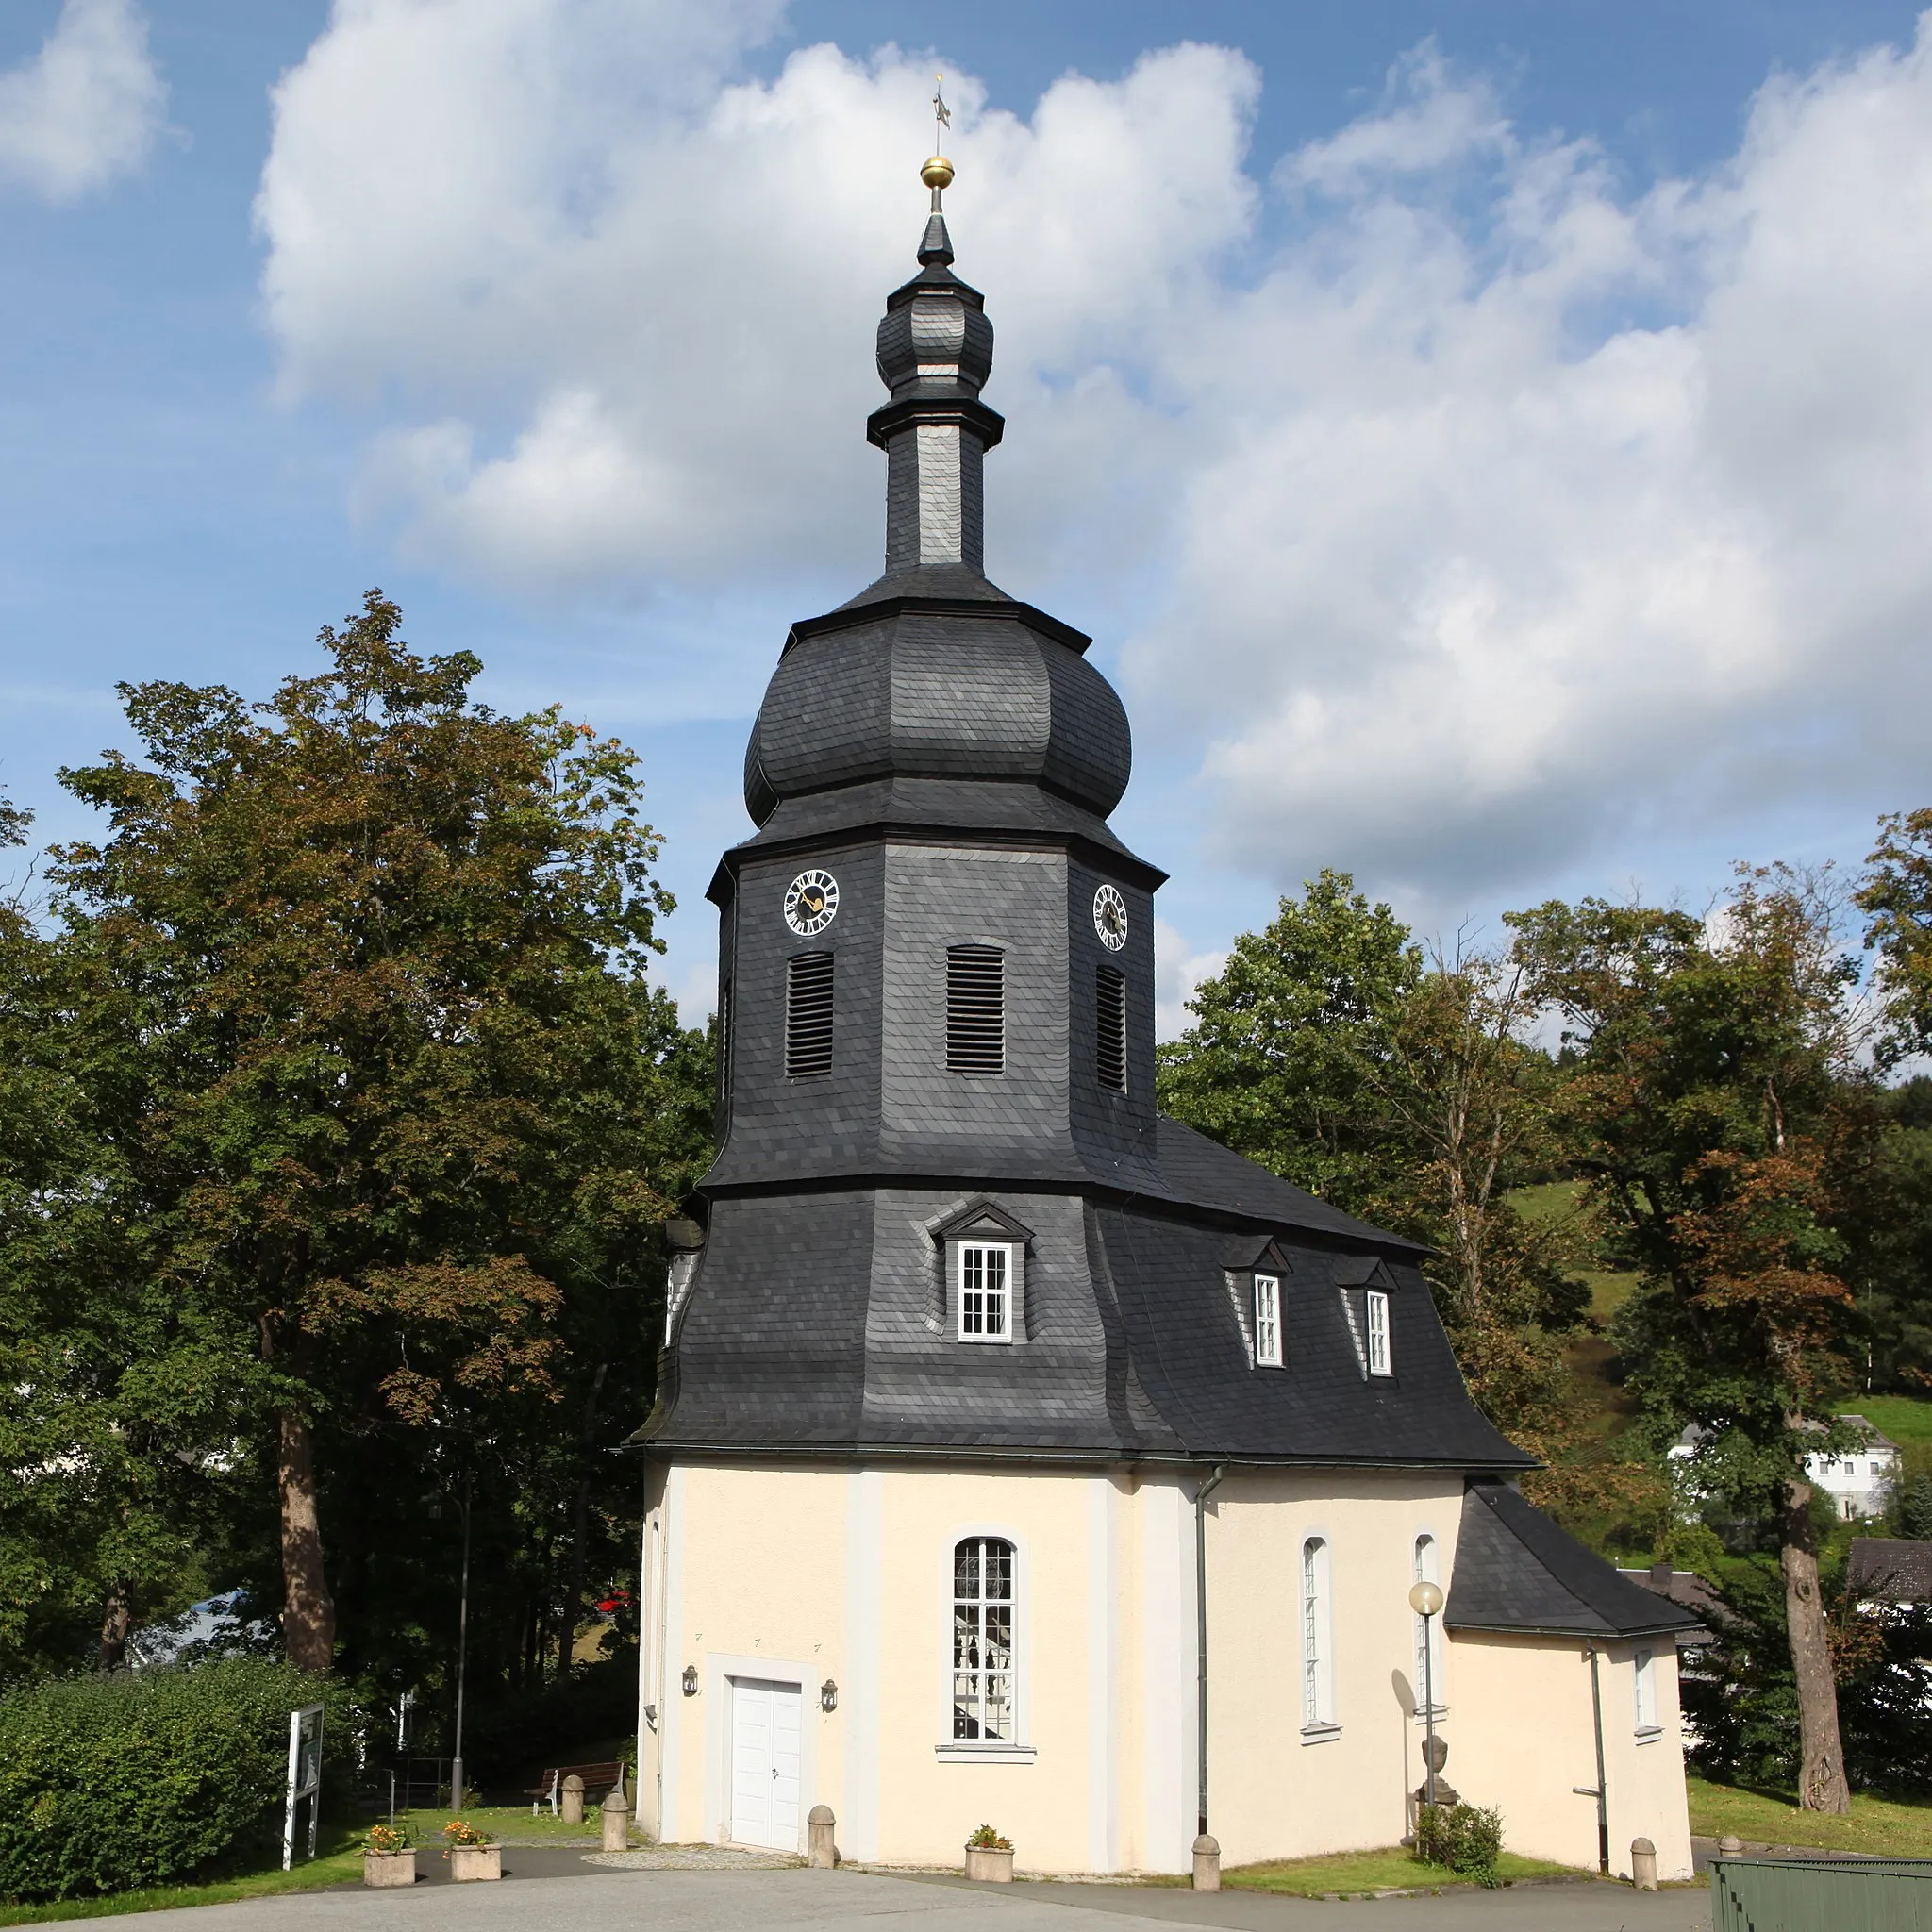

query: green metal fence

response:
[1712,1858,1932,1932]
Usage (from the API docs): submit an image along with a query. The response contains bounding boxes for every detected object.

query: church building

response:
[630,154,1698,1883]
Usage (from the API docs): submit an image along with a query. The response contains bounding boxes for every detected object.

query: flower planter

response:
[964,1845,1014,1883]
[449,1844,502,1882]
[362,1850,418,1889]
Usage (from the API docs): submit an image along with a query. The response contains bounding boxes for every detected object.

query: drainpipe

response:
[1584,1645,1609,1875]
[1194,1464,1226,1840]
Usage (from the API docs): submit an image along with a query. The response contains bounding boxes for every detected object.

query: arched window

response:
[1634,1648,1659,1736]
[1412,1534,1444,1717]
[952,1537,1015,1740]
[1301,1536,1335,1732]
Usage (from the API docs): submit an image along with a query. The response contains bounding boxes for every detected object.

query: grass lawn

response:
[1848,1394,1932,1446]
[0,1832,364,1926]
[1689,1777,1932,1857]
[389,1806,604,1845]
[1224,1848,1582,1896]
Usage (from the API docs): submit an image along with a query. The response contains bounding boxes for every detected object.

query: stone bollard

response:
[601,1787,632,1854]
[808,1805,837,1869]
[1718,1835,1743,1859]
[1192,1834,1222,1892]
[1630,1838,1657,1891]
[560,1774,585,1826]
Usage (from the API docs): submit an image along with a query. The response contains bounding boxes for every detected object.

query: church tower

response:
[632,157,1697,1884]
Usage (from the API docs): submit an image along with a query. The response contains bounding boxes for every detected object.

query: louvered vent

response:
[785,953,834,1078]
[717,979,734,1112]
[1096,963,1127,1091]
[947,945,1005,1074]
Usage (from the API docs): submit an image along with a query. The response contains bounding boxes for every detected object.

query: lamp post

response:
[1407,1579,1445,1811]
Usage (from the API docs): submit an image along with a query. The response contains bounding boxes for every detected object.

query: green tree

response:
[1159,878,1588,1465]
[1508,866,1865,1812]
[32,592,709,1675]
[1158,871,1421,1208]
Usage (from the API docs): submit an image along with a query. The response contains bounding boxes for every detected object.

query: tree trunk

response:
[558,1361,608,1679]
[1779,1478,1849,1813]
[97,1578,133,1674]
[278,1406,336,1674]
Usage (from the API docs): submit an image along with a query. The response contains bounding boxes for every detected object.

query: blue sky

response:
[3,1,1930,1031]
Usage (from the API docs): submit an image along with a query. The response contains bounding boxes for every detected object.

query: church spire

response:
[867,145,1004,578]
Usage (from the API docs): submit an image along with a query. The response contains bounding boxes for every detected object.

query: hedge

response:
[0,1657,327,1901]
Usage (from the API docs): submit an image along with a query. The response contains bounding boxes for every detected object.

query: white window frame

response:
[949,1536,1018,1744]
[1412,1533,1446,1719]
[956,1241,1015,1344]
[1365,1289,1392,1376]
[1300,1535,1338,1738]
[1254,1274,1283,1369]
[1633,1647,1660,1738]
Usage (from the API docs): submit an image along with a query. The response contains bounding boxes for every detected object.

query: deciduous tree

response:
[38,593,708,1674]
[1509,867,1865,1811]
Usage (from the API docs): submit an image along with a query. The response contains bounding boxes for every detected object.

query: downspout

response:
[1586,1645,1609,1875]
[1194,1464,1226,1840]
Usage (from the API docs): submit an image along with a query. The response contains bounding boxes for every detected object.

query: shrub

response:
[0,1657,327,1901]
[1414,1802,1504,1886]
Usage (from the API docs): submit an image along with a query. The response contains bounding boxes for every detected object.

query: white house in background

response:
[1670,1416,1900,1522]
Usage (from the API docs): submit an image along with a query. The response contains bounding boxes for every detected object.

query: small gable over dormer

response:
[930,1199,1034,1345]
[932,1198,1036,1247]
[1223,1235,1295,1368]
[1334,1254,1401,1379]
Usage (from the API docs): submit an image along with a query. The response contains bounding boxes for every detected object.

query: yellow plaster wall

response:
[1201,1470,1466,1868]
[1446,1633,1692,1880]
[641,1457,1690,1879]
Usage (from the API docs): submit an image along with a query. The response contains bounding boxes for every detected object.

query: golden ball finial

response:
[921,154,955,192]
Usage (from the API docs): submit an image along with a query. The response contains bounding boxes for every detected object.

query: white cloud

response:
[1155,918,1227,1042]
[0,0,164,202]
[258,5,1932,931]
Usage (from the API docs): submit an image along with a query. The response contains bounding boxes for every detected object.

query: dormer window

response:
[1335,1257,1397,1378]
[932,1200,1034,1347]
[1254,1275,1282,1368]
[1224,1236,1294,1368]
[1366,1289,1391,1375]
[958,1243,1012,1342]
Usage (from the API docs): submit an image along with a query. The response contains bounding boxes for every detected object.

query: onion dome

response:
[740,165,1130,829]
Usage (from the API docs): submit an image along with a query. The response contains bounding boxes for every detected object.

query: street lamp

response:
[1407,1579,1445,1811]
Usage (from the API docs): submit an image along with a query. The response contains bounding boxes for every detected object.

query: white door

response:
[728,1677,802,1849]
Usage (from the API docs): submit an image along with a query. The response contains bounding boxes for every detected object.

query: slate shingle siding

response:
[645,221,1536,1480]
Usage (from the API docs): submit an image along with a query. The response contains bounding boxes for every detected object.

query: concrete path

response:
[113,1863,1712,1932]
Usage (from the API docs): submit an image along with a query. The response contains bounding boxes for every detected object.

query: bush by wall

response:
[1415,1802,1504,1886]
[0,1657,326,1901]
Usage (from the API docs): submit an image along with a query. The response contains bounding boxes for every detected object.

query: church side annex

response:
[627,148,1700,1882]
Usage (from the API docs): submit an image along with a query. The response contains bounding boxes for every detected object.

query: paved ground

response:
[121,1862,1713,1931]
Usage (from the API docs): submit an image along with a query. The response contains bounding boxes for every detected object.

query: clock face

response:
[783,868,840,937]
[1093,883,1128,951]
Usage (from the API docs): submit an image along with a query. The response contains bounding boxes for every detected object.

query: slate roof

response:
[640,1174,1531,1469]
[1447,1481,1705,1640]
[1847,1539,1932,1602]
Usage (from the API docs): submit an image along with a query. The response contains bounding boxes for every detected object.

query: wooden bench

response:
[526,1759,627,1817]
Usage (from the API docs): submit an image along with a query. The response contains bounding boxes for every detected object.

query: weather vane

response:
[923,72,955,207]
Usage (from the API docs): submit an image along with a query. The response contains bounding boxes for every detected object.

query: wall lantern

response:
[820,1679,839,1713]
[682,1664,699,1697]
